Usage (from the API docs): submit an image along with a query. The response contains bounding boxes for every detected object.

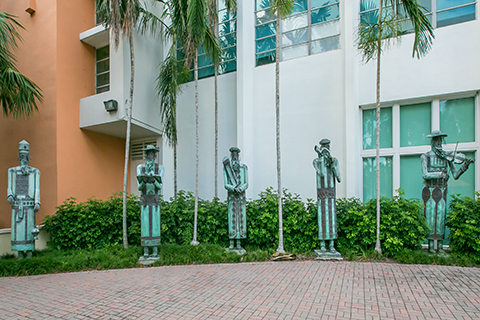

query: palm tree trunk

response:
[191,53,200,246]
[122,32,135,249]
[375,1,383,255]
[214,63,219,198]
[275,12,285,254]
[174,143,177,197]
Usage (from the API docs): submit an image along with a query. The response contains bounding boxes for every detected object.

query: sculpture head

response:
[319,138,330,150]
[427,130,447,150]
[229,147,241,171]
[143,145,159,163]
[18,140,30,167]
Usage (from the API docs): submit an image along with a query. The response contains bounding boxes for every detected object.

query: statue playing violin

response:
[421,130,475,254]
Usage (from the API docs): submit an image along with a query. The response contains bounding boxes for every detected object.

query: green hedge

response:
[337,195,428,255]
[43,189,428,254]
[447,192,480,262]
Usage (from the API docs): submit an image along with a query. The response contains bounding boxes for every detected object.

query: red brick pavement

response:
[1,261,479,319]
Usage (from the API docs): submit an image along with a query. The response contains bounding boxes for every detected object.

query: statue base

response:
[226,247,246,255]
[139,255,159,266]
[314,249,343,261]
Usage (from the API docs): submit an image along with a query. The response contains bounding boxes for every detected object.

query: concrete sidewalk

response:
[0,261,479,319]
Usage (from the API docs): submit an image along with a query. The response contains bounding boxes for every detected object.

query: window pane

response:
[220,33,236,48]
[437,4,475,27]
[256,50,276,66]
[292,0,308,13]
[96,85,109,94]
[437,0,473,11]
[198,66,214,79]
[96,60,109,73]
[256,22,276,39]
[312,0,339,9]
[363,157,393,202]
[399,14,433,34]
[256,36,276,53]
[256,9,276,25]
[219,9,236,23]
[311,36,340,54]
[400,155,423,200]
[222,46,236,61]
[198,54,213,68]
[282,43,308,60]
[220,60,237,74]
[440,97,475,143]
[400,102,431,147]
[311,20,340,40]
[96,46,109,60]
[282,28,308,47]
[360,0,380,11]
[448,151,476,198]
[311,4,339,24]
[96,73,109,87]
[282,12,308,32]
[256,0,271,11]
[219,20,236,36]
[363,107,393,150]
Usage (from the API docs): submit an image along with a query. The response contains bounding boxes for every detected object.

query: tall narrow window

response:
[95,45,110,94]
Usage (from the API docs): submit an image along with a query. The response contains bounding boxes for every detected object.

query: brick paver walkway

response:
[1,261,479,319]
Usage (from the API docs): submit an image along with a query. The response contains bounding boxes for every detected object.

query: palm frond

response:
[270,0,294,18]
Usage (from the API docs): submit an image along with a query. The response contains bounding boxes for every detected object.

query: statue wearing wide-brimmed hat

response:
[137,145,164,263]
[7,140,41,258]
[421,130,474,254]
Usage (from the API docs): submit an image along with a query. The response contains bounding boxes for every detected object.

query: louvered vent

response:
[131,139,158,161]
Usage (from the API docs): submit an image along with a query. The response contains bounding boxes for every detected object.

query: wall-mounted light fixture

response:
[103,99,118,112]
[26,0,36,15]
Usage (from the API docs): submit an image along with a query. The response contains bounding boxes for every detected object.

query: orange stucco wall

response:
[0,0,58,228]
[55,0,126,206]
[0,0,127,229]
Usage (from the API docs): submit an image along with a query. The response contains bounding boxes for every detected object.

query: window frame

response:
[360,92,479,201]
[95,45,110,94]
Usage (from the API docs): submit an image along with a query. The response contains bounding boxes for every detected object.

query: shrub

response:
[447,192,480,262]
[43,194,141,250]
[337,194,428,255]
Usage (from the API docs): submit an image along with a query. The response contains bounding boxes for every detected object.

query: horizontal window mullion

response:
[256,34,276,42]
[96,71,109,76]
[96,57,109,63]
[312,17,340,27]
[436,2,476,13]
[256,19,276,27]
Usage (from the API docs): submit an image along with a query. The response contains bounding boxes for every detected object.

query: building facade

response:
[0,0,478,253]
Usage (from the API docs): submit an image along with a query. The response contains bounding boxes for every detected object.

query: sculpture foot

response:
[17,251,25,260]
[26,251,32,259]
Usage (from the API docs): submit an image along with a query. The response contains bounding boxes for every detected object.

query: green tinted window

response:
[440,97,475,143]
[400,102,431,147]
[363,107,392,149]
[363,157,393,202]
[400,155,423,200]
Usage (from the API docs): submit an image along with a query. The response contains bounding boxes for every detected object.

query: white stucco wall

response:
[163,0,480,202]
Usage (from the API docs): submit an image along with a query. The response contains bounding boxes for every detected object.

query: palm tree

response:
[270,0,294,254]
[356,0,434,254]
[96,0,165,248]
[157,44,189,197]
[168,0,220,245]
[0,12,42,118]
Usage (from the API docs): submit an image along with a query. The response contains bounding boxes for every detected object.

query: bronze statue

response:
[223,147,248,254]
[7,140,40,258]
[313,139,342,259]
[137,145,164,263]
[421,130,474,254]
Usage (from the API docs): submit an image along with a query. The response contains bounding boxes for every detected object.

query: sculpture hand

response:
[7,195,14,204]
[234,187,241,193]
[34,203,40,212]
[143,176,148,183]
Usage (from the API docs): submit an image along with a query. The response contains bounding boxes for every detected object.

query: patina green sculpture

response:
[313,139,342,259]
[137,145,164,263]
[7,140,41,259]
[421,130,474,254]
[223,147,248,254]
